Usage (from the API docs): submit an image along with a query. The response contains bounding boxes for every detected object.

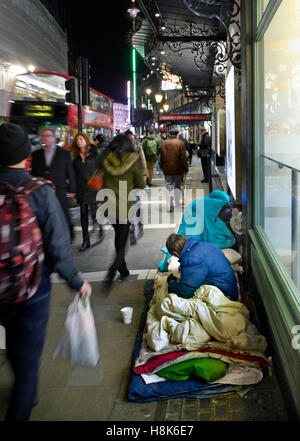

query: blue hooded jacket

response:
[158,190,236,272]
[168,237,238,300]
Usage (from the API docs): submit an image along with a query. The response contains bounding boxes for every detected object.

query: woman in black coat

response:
[71,132,104,251]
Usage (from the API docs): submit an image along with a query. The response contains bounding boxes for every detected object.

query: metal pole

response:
[207,153,212,193]
[77,56,83,132]
[291,169,300,288]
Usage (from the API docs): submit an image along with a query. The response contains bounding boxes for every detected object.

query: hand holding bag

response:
[87,169,104,191]
[53,294,100,366]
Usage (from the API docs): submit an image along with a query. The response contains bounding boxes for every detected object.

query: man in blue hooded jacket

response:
[166,234,238,301]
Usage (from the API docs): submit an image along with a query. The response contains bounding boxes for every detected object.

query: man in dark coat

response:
[31,128,76,240]
[166,234,238,300]
[160,129,188,212]
[198,128,212,183]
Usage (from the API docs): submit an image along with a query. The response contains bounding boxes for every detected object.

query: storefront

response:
[249,0,300,417]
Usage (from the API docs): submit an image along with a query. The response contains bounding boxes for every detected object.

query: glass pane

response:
[257,0,300,290]
[264,157,292,273]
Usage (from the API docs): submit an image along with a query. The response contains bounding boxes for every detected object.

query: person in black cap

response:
[0,123,91,421]
[198,127,212,183]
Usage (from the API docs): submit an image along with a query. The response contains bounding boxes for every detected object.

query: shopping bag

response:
[53,294,100,366]
[87,169,103,191]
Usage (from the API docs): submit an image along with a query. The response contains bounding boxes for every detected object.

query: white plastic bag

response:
[53,294,100,366]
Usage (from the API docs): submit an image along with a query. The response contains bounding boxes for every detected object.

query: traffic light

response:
[65,77,79,104]
[81,58,91,106]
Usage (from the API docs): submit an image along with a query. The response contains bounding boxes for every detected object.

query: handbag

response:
[87,169,104,191]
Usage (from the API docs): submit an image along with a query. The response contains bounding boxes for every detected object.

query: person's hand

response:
[79,281,92,299]
[167,274,178,285]
[66,193,75,198]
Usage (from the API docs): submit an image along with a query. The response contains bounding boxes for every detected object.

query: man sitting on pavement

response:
[166,233,238,301]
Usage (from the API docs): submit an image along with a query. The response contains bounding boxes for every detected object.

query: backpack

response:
[145,138,157,160]
[0,178,48,307]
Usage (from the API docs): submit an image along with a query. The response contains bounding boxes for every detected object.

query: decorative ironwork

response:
[183,0,241,70]
[128,0,241,103]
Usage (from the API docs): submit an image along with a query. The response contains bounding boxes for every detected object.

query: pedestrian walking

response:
[160,129,189,212]
[125,131,146,244]
[71,132,104,252]
[142,128,161,187]
[94,133,109,153]
[198,127,212,183]
[31,128,76,241]
[0,123,91,421]
[101,134,145,292]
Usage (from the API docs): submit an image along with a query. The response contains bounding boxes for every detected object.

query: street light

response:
[146,88,152,95]
[163,103,169,112]
[155,93,163,103]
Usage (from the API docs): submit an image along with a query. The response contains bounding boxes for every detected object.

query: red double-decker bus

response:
[9,70,114,152]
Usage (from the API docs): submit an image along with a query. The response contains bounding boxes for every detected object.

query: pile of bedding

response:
[127,273,268,403]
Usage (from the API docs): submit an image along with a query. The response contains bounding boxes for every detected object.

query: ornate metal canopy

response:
[129,0,240,105]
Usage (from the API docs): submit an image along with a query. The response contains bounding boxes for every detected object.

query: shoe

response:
[119,270,130,280]
[201,179,209,183]
[79,239,90,252]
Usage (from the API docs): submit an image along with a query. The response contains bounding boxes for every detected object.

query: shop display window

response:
[255,0,300,291]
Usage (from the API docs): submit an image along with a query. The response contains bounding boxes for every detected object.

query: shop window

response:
[255,0,300,290]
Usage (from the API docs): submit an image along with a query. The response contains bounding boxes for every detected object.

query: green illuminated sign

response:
[132,46,137,109]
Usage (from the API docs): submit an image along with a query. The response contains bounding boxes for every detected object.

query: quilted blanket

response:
[145,282,267,354]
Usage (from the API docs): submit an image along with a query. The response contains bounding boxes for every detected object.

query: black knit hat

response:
[0,123,31,166]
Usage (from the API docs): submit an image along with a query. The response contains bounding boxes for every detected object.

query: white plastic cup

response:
[121,307,133,324]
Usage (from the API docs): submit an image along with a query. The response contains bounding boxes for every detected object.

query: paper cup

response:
[121,307,133,324]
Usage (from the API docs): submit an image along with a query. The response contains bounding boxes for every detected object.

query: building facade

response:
[113,101,130,134]
[0,0,68,120]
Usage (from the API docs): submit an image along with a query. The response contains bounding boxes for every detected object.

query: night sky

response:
[65,1,133,104]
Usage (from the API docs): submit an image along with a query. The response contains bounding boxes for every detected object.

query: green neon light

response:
[147,98,150,110]
[132,46,137,109]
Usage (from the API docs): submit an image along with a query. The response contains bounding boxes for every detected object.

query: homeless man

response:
[166,234,238,301]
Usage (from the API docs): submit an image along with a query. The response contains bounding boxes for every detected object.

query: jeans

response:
[107,221,130,280]
[164,175,182,205]
[0,291,50,421]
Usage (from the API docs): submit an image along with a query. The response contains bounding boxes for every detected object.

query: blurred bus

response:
[8,70,114,153]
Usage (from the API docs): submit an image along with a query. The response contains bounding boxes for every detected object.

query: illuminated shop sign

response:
[161,71,182,91]
[26,104,53,117]
[160,114,210,121]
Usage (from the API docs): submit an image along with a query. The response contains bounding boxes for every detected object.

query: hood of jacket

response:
[103,151,139,176]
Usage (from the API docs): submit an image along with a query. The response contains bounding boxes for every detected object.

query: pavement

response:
[0,156,291,423]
